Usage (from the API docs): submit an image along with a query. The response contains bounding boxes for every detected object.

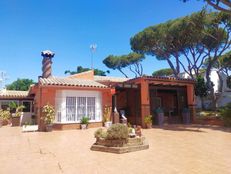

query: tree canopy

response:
[182,0,231,14]
[103,52,145,78]
[152,68,174,76]
[6,78,35,91]
[65,66,109,76]
[131,10,231,80]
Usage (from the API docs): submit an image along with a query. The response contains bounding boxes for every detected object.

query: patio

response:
[0,125,231,174]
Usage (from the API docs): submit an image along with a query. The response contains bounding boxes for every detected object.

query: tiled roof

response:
[127,75,195,83]
[145,75,195,82]
[39,77,107,88]
[0,90,29,98]
[94,76,129,83]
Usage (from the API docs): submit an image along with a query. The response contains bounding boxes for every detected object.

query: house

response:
[180,69,231,108]
[1,50,196,130]
[0,89,34,125]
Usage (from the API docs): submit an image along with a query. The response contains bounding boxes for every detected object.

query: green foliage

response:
[152,68,173,76]
[144,115,152,124]
[195,76,209,98]
[8,102,25,117]
[131,10,231,80]
[65,66,109,76]
[227,76,231,88]
[220,102,231,127]
[106,123,129,140]
[0,109,11,121]
[6,78,35,91]
[94,128,107,139]
[80,116,89,124]
[103,52,145,77]
[42,104,55,125]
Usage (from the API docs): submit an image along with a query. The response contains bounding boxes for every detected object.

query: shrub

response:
[220,102,231,127]
[0,109,11,121]
[94,128,107,139]
[144,115,152,124]
[106,123,128,140]
[42,104,55,125]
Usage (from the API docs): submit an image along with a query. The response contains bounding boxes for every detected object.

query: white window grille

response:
[87,97,95,120]
[66,97,76,121]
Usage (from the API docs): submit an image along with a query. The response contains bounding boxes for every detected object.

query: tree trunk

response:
[217,71,223,92]
[201,97,205,110]
[118,68,128,78]
[205,63,216,110]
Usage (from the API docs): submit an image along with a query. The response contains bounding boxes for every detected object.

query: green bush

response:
[0,109,11,121]
[221,102,231,127]
[94,128,107,139]
[106,123,128,140]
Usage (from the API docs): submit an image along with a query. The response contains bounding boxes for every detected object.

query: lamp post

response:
[90,44,97,69]
[0,71,8,90]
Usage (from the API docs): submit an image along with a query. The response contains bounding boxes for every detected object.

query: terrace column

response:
[186,84,196,123]
[140,79,150,127]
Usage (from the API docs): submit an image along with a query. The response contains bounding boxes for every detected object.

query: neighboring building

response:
[0,89,34,125]
[180,69,231,108]
[0,51,196,130]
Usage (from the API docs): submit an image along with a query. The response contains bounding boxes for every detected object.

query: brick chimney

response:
[41,50,55,78]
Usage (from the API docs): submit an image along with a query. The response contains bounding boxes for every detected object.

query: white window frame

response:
[55,90,102,124]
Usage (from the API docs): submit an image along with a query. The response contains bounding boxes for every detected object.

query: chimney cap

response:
[41,50,55,58]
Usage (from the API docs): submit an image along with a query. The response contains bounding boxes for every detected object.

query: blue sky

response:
[0,0,205,84]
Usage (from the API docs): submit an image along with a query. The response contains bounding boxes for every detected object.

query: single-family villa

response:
[0,51,196,131]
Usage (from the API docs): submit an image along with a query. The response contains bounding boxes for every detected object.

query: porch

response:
[114,76,196,127]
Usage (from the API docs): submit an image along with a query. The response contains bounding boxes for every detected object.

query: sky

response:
[0,0,205,85]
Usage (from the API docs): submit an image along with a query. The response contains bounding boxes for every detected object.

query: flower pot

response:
[157,113,164,126]
[104,121,112,128]
[182,112,190,124]
[80,124,87,129]
[45,124,53,132]
[146,123,152,129]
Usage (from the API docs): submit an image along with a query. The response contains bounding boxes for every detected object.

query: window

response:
[87,97,95,120]
[22,101,31,112]
[77,97,86,120]
[65,96,96,122]
[66,97,76,121]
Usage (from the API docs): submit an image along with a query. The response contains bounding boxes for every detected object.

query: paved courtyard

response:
[0,125,231,174]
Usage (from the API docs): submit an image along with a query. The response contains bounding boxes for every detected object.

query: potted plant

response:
[42,104,55,132]
[144,115,152,129]
[9,102,25,126]
[103,105,112,128]
[80,116,89,129]
[155,107,164,126]
[182,108,190,124]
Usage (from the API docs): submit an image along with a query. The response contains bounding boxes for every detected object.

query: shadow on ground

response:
[152,124,231,133]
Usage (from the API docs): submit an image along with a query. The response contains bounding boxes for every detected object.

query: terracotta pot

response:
[146,123,152,129]
[45,124,53,132]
